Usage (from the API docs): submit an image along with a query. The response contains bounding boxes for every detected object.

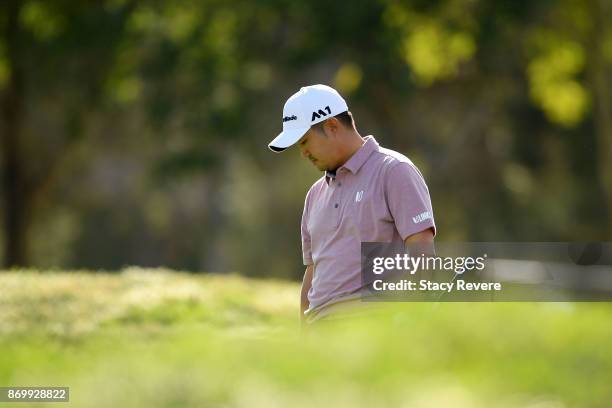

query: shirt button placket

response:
[334,175,345,226]
[334,180,339,209]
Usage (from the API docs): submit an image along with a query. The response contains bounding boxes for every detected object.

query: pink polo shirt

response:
[301,135,436,315]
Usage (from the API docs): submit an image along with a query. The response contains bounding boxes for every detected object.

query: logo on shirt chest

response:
[355,190,364,202]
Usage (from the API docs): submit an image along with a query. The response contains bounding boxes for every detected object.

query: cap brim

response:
[268,126,309,153]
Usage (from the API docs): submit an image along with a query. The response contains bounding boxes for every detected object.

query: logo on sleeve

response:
[412,211,432,224]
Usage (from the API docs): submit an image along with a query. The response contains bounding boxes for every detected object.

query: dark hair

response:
[311,111,355,133]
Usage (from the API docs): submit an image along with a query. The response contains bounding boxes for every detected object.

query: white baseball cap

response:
[268,84,349,152]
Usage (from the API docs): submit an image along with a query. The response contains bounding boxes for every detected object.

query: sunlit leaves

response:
[527,37,589,127]
[20,1,65,40]
[128,6,159,34]
[165,3,201,43]
[104,42,142,105]
[334,62,363,94]
[384,3,476,86]
[402,22,475,86]
[107,75,142,104]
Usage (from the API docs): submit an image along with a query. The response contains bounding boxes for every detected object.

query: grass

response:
[1,268,611,407]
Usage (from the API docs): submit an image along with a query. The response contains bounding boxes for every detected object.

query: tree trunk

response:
[588,0,612,237]
[1,0,28,267]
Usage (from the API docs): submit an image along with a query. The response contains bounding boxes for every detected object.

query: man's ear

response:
[324,117,340,137]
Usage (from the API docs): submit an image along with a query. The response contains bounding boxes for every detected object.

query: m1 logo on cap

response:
[283,115,297,122]
[311,106,331,121]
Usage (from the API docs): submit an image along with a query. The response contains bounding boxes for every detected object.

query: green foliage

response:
[384,2,477,85]
[1,0,611,271]
[20,1,66,40]
[0,42,8,89]
[1,271,611,407]
[527,34,589,127]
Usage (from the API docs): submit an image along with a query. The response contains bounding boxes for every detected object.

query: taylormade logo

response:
[311,106,332,121]
[283,115,297,122]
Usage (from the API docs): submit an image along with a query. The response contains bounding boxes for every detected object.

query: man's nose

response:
[300,147,308,159]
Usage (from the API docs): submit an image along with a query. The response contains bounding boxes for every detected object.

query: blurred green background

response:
[2,2,612,406]
[1,270,611,407]
[1,0,611,276]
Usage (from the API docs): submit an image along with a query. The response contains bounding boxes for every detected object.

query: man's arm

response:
[300,264,314,322]
[404,227,435,256]
[405,228,435,291]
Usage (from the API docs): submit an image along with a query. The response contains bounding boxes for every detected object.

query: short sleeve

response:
[301,189,313,265]
[385,162,436,240]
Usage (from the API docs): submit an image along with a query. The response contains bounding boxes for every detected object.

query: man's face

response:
[297,128,337,171]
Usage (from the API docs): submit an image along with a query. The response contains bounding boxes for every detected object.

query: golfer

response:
[269,84,436,324]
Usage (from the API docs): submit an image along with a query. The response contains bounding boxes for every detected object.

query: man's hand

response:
[300,265,314,325]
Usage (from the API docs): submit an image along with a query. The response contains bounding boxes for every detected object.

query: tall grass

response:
[1,269,611,407]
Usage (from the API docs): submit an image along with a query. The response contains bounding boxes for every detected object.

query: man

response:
[268,84,436,324]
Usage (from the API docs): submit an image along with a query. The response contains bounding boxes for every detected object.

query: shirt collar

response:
[325,169,336,180]
[341,135,379,174]
[325,135,378,182]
